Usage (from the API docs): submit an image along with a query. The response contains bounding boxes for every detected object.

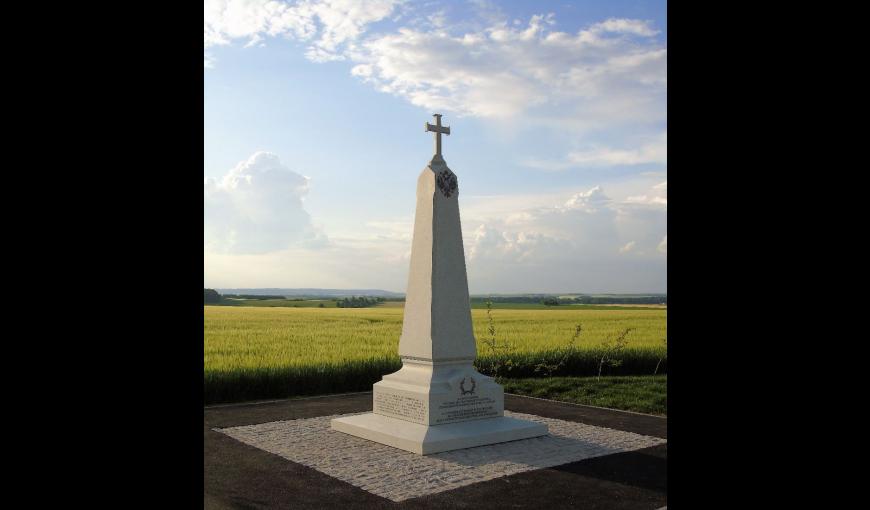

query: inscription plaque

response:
[374,392,427,423]
[434,395,499,424]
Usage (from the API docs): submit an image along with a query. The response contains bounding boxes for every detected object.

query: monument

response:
[331,114,548,454]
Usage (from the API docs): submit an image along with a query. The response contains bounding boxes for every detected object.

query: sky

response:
[204,0,667,294]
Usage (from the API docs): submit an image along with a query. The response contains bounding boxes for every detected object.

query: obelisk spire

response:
[399,114,474,362]
[425,113,451,157]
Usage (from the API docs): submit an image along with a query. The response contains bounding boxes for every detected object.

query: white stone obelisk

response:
[331,115,547,455]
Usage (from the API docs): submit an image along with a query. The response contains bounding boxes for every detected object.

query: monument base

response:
[373,360,504,425]
[331,413,548,455]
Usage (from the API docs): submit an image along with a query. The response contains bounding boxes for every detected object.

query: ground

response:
[204,392,666,509]
[204,305,667,404]
[500,375,667,416]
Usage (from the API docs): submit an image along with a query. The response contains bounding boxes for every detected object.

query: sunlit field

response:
[204,305,667,404]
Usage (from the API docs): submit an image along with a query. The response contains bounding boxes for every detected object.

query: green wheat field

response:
[204,305,667,404]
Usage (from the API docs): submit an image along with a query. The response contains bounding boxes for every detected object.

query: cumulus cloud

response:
[349,14,665,130]
[203,4,667,292]
[205,4,665,126]
[626,195,667,206]
[203,179,666,292]
[460,187,624,286]
[467,224,571,264]
[206,4,665,172]
[204,0,403,64]
[463,185,666,292]
[625,178,668,207]
[562,186,611,211]
[205,151,325,253]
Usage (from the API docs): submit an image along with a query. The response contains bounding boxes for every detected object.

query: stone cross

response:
[425,113,450,156]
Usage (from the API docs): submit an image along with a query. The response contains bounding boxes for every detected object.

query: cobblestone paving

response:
[216,411,666,502]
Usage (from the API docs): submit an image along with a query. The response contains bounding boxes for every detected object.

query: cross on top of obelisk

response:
[425,114,450,157]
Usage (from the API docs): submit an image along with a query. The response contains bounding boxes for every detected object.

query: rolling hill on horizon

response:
[216,288,404,298]
[213,288,666,299]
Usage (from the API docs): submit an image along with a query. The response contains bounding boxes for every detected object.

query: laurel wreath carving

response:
[436,170,458,198]
[459,376,476,396]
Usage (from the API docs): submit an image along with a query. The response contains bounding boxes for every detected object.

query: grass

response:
[213,299,663,311]
[216,298,338,307]
[500,375,667,415]
[469,302,666,311]
[204,306,666,404]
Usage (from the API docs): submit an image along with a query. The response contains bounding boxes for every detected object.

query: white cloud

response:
[426,10,447,29]
[203,5,667,292]
[204,151,325,253]
[349,14,665,131]
[562,185,610,211]
[570,132,666,166]
[462,185,666,292]
[523,132,667,171]
[567,145,663,167]
[206,4,666,172]
[626,195,667,205]
[205,223,414,291]
[624,179,668,207]
[467,224,570,264]
[204,180,666,292]
[204,0,402,65]
[204,0,302,48]
[595,18,660,37]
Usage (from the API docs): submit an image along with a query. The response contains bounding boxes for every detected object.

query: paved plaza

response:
[205,392,667,509]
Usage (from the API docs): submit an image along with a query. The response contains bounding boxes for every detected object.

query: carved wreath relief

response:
[437,169,458,198]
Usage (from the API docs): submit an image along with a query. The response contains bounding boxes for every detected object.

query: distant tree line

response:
[470,295,667,305]
[470,296,552,305]
[204,289,222,304]
[222,294,288,300]
[566,295,666,305]
[336,296,383,308]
